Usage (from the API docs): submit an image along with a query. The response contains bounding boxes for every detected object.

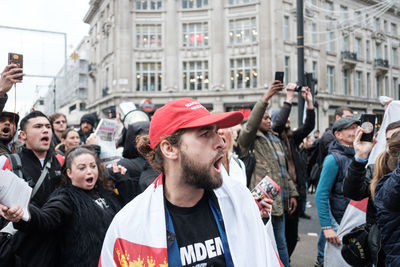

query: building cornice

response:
[83,0,103,24]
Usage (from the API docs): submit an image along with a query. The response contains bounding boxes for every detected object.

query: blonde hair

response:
[371,131,400,200]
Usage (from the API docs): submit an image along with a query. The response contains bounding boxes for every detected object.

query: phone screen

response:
[8,53,23,80]
[360,114,376,142]
[275,71,284,83]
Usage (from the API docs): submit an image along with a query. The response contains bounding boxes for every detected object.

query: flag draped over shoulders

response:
[324,198,368,267]
[99,174,282,267]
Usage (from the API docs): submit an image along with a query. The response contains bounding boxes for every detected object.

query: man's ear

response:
[160,139,179,160]
[334,131,341,140]
[19,130,27,142]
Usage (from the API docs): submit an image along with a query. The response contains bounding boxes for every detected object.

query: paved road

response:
[290,192,321,267]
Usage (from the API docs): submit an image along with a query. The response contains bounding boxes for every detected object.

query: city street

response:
[291,192,321,267]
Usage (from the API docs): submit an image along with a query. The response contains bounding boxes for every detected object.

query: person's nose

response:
[215,132,226,150]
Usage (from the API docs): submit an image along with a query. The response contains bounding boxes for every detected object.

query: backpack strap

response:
[5,153,23,179]
[31,157,52,198]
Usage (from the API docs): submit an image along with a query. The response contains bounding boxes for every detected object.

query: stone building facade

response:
[84,0,400,130]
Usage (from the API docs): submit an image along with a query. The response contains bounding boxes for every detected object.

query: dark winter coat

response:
[272,102,315,199]
[109,121,158,204]
[343,159,376,225]
[14,184,121,267]
[328,140,353,224]
[374,157,400,267]
[0,147,63,266]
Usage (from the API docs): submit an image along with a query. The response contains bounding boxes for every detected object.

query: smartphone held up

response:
[8,52,23,80]
[360,114,376,142]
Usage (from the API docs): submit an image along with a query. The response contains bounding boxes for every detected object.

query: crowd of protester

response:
[1,61,400,267]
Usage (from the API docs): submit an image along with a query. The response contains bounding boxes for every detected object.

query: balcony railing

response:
[341,51,357,61]
[375,58,389,68]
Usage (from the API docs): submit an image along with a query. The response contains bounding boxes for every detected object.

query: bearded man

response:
[99,98,282,267]
[0,111,19,155]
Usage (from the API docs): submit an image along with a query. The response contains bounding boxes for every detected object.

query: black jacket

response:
[343,159,376,225]
[14,185,121,267]
[78,129,93,144]
[109,122,158,204]
[273,102,315,198]
[2,147,63,267]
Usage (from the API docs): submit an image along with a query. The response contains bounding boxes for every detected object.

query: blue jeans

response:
[317,212,339,262]
[272,215,290,267]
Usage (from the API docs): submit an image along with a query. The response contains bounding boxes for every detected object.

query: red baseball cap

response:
[149,98,244,149]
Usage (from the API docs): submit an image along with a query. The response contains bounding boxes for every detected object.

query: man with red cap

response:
[99,98,282,267]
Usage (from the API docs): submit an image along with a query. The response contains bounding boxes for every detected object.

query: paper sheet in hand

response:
[95,118,121,164]
[0,170,32,221]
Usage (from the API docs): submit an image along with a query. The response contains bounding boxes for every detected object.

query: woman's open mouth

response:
[85,177,94,183]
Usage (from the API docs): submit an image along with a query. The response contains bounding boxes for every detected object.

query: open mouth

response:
[213,154,224,173]
[85,177,94,183]
[2,128,10,134]
[41,136,50,143]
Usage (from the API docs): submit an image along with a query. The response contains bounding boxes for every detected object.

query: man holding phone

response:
[0,64,24,112]
[315,117,360,250]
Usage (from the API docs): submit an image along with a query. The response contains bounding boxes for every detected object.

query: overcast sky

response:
[0,0,90,115]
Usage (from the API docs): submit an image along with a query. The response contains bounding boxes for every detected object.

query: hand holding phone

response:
[360,114,376,142]
[8,53,23,80]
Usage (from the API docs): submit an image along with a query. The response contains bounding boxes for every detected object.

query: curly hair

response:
[136,130,185,173]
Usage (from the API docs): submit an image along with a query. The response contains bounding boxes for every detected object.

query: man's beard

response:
[180,150,223,190]
[0,128,12,144]
[0,136,12,143]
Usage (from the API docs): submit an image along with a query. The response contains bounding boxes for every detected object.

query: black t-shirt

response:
[166,192,227,267]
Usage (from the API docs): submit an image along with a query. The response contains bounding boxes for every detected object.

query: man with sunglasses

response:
[49,113,67,146]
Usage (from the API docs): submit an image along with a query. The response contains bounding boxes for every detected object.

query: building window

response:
[356,71,362,96]
[285,57,290,85]
[230,57,257,89]
[384,20,388,33]
[340,5,348,20]
[182,61,209,90]
[376,77,381,97]
[384,45,388,60]
[312,61,317,79]
[342,35,349,51]
[376,43,381,58]
[355,38,362,59]
[385,76,389,96]
[326,32,335,52]
[284,16,290,41]
[229,17,257,44]
[79,102,87,111]
[327,66,334,93]
[312,23,317,43]
[325,1,334,16]
[391,23,398,36]
[183,22,208,47]
[375,18,380,31]
[228,0,257,5]
[182,0,208,9]
[343,69,349,95]
[366,40,370,61]
[136,62,162,91]
[136,0,162,10]
[367,73,371,98]
[392,47,398,66]
[136,24,162,48]
[393,77,398,99]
